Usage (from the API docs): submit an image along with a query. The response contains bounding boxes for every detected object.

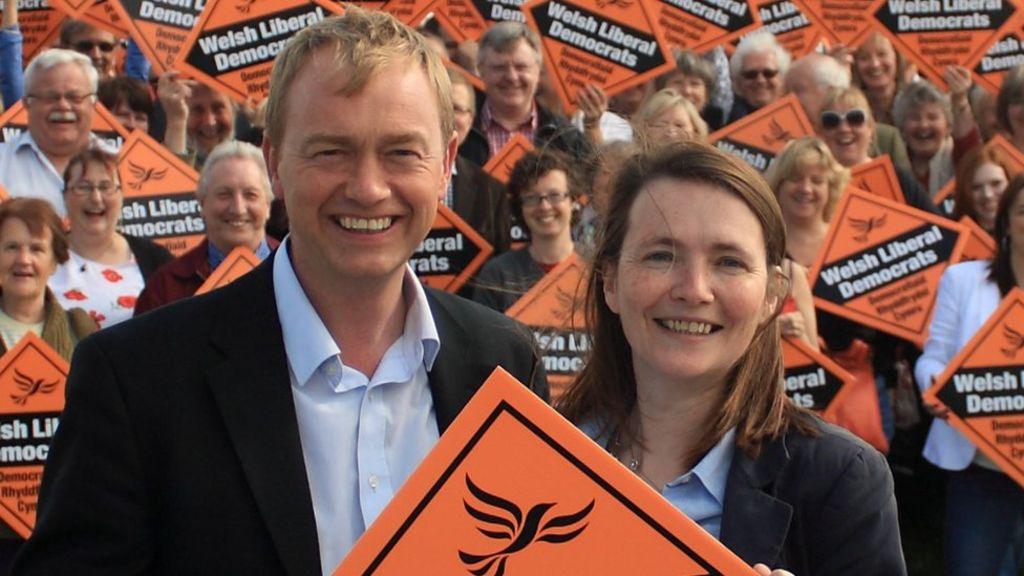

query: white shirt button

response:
[368,474,380,490]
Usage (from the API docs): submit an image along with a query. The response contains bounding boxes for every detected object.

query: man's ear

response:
[440,131,458,201]
[262,139,284,201]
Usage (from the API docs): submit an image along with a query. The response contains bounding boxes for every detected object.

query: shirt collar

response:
[481,100,538,131]
[667,427,736,506]
[273,237,440,386]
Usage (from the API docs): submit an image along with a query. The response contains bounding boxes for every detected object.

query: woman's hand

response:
[753,563,795,576]
[777,311,806,340]
[924,376,950,419]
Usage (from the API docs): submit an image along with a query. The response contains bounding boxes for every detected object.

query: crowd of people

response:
[0,4,1019,575]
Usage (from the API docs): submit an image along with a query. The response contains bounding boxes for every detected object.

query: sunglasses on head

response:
[740,68,779,81]
[74,40,118,53]
[820,109,867,129]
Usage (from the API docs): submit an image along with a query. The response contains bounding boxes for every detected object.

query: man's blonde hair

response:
[264,7,454,148]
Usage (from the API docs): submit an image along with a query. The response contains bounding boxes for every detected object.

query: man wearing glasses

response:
[727,31,790,125]
[0,49,108,217]
[58,21,121,80]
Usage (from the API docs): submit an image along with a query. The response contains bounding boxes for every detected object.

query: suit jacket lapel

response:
[425,290,478,433]
[719,434,793,567]
[451,158,477,225]
[206,257,321,576]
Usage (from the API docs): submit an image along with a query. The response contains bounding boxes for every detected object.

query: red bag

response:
[824,339,889,453]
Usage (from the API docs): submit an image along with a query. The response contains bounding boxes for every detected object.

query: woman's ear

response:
[602,262,620,315]
[762,264,790,322]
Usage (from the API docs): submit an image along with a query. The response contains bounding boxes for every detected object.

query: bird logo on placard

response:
[1002,325,1024,358]
[459,475,593,576]
[127,162,167,191]
[9,369,58,406]
[762,119,792,146]
[849,214,887,242]
[236,0,256,13]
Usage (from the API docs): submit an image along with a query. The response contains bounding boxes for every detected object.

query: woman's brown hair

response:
[0,198,70,264]
[954,143,1020,226]
[558,141,816,460]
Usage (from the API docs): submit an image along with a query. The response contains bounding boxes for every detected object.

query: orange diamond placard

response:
[973,18,1024,94]
[523,0,675,114]
[709,94,815,172]
[48,0,94,19]
[482,135,534,185]
[849,155,905,205]
[871,0,1022,91]
[176,0,345,103]
[782,336,855,420]
[925,288,1024,489]
[195,246,260,295]
[650,0,759,52]
[0,101,130,151]
[789,0,878,47]
[0,333,69,538]
[110,0,209,74]
[959,216,997,262]
[505,253,587,401]
[411,204,494,293]
[747,0,823,58]
[2,0,65,68]
[118,131,204,256]
[82,0,131,37]
[335,367,757,575]
[808,188,968,347]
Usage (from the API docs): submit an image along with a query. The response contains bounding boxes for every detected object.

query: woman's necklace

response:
[612,428,657,489]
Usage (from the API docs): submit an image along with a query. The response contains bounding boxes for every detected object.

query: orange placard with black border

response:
[483,135,535,185]
[343,0,435,25]
[176,0,345,103]
[522,0,675,114]
[0,333,68,538]
[431,0,498,44]
[973,19,1024,94]
[808,187,968,347]
[709,94,815,172]
[959,215,997,262]
[745,0,824,58]
[849,155,906,205]
[446,60,485,92]
[334,367,758,575]
[194,246,259,295]
[47,0,93,18]
[0,101,131,151]
[871,0,1022,91]
[505,254,587,400]
[117,131,204,256]
[81,0,131,36]
[650,0,759,52]
[3,0,65,68]
[411,203,494,293]
[924,288,1024,489]
[109,0,211,74]
[782,336,856,420]
[789,0,878,47]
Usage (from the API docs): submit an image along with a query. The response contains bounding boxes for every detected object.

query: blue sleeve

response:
[0,26,24,108]
[124,39,151,81]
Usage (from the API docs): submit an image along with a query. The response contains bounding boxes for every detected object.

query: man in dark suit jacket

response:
[13,9,545,575]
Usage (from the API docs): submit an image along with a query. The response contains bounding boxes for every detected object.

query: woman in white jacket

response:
[916,173,1024,576]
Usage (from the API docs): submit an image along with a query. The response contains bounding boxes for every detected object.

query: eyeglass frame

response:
[819,109,868,130]
[25,92,96,106]
[520,191,571,207]
[65,180,121,197]
[739,68,780,81]
[73,39,123,53]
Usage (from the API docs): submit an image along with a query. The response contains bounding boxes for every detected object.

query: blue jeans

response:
[945,466,1024,576]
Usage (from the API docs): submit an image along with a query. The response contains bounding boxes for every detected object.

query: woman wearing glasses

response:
[473,150,580,313]
[49,148,171,328]
[632,88,708,150]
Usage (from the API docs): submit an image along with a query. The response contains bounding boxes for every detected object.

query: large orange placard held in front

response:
[0,333,68,539]
[117,132,204,256]
[925,288,1024,489]
[809,188,968,347]
[411,204,494,293]
[523,0,675,114]
[870,0,1021,91]
[176,0,345,103]
[334,368,757,575]
[506,253,588,400]
[709,94,815,173]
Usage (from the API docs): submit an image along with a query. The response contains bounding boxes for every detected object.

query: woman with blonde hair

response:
[632,88,708,150]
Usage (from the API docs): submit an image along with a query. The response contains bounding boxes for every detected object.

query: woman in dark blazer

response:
[560,142,905,575]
